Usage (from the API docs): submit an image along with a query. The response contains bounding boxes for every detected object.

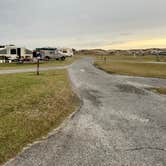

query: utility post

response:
[104,56,106,64]
[36,55,40,76]
[156,51,160,62]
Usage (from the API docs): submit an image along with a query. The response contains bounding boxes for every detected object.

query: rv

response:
[36,47,66,60]
[159,52,166,56]
[0,45,33,63]
[60,48,74,57]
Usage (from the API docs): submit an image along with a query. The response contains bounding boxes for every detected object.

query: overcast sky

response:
[0,0,166,49]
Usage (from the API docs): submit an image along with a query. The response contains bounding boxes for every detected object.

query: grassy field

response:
[0,55,83,70]
[94,55,166,79]
[97,55,166,62]
[0,70,79,164]
[148,87,166,95]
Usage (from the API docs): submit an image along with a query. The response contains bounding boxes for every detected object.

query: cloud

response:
[119,33,133,36]
[103,38,166,50]
[0,0,166,49]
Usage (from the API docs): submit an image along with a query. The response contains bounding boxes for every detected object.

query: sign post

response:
[36,57,40,75]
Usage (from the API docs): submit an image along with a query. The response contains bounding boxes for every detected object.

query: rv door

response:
[17,48,21,59]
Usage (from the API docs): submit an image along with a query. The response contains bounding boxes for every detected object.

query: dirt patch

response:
[116,84,147,95]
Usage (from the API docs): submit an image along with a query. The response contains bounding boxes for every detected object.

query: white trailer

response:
[0,45,33,63]
[59,48,74,57]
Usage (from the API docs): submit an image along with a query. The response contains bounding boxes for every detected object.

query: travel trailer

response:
[0,45,33,63]
[159,52,166,56]
[60,48,74,57]
[36,47,67,60]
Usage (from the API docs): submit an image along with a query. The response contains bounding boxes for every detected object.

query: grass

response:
[0,55,83,70]
[97,55,166,62]
[148,87,166,95]
[0,70,80,165]
[94,55,166,79]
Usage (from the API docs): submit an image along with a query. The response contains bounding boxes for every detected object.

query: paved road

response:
[0,66,68,75]
[5,58,166,166]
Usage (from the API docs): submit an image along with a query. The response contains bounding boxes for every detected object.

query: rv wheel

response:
[61,56,65,61]
[45,56,50,61]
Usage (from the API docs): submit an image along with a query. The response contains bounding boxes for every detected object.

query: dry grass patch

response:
[96,55,166,62]
[94,56,166,79]
[148,87,166,95]
[0,70,79,164]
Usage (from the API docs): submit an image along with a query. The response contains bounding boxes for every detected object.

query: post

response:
[104,56,106,64]
[156,52,160,62]
[37,58,40,75]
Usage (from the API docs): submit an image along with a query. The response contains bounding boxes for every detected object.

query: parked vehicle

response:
[35,47,66,61]
[159,52,166,56]
[0,45,33,63]
[0,56,7,63]
[59,48,74,57]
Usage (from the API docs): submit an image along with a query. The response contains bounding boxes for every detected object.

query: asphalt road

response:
[5,58,166,166]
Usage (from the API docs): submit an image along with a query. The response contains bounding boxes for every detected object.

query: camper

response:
[60,48,74,57]
[0,45,33,63]
[159,52,166,56]
[36,47,66,60]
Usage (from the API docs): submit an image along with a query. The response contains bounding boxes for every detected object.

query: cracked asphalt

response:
[5,57,166,166]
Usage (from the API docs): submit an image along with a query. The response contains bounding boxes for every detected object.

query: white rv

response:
[0,45,33,63]
[59,48,74,57]
[36,47,67,60]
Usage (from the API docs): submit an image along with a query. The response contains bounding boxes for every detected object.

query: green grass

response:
[0,70,80,164]
[0,55,83,70]
[94,55,166,79]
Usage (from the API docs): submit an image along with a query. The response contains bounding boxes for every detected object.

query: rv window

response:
[25,49,32,54]
[11,49,17,54]
[0,49,7,54]
[50,51,54,54]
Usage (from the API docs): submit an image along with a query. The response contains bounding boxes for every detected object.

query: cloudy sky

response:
[0,0,166,49]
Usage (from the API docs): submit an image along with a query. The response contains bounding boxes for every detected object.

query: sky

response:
[0,0,166,50]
